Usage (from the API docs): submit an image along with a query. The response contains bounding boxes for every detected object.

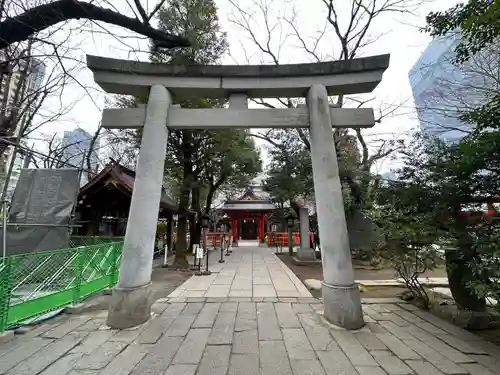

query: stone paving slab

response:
[1,299,500,374]
[2,245,500,375]
[168,246,312,299]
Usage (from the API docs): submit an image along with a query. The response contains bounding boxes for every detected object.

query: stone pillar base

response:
[297,248,316,261]
[322,281,364,330]
[107,283,153,329]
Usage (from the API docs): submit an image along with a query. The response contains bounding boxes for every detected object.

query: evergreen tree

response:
[420,0,500,311]
[152,0,260,268]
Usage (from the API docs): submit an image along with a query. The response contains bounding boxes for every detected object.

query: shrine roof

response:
[222,201,276,211]
[79,160,177,212]
[86,54,390,98]
[222,187,275,211]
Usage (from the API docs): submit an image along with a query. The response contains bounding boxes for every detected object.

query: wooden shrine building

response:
[75,160,177,236]
[221,187,275,242]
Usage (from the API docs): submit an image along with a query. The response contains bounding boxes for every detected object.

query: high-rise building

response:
[27,59,46,95]
[408,33,491,142]
[0,53,46,124]
[5,151,26,199]
[61,128,100,184]
[0,54,46,200]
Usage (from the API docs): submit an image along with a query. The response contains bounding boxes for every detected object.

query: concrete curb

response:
[291,257,322,266]
[0,330,14,343]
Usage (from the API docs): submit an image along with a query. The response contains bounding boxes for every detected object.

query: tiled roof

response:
[79,160,177,211]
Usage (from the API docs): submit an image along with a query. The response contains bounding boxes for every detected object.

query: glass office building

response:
[61,128,100,185]
[408,33,492,142]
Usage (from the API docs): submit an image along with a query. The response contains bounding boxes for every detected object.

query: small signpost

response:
[195,214,211,276]
[195,245,204,273]
[190,244,199,271]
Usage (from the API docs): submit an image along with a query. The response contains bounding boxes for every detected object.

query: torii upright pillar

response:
[107,85,171,329]
[309,85,363,329]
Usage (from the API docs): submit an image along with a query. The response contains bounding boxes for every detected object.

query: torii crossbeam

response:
[86,54,390,331]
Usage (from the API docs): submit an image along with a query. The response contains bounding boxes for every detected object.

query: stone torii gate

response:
[86,54,390,330]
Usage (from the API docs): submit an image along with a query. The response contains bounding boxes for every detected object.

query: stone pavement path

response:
[1,245,500,375]
[168,246,312,299]
[1,298,500,375]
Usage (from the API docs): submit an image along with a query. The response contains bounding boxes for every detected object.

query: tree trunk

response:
[343,172,363,209]
[445,216,486,312]
[189,215,200,251]
[172,186,190,268]
[172,135,193,269]
[166,213,173,256]
[205,185,216,214]
[189,184,201,252]
[204,176,225,214]
[290,200,301,218]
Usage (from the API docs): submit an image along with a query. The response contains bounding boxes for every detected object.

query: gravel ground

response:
[277,252,446,299]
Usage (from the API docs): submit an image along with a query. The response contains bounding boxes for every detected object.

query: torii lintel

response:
[86,54,390,98]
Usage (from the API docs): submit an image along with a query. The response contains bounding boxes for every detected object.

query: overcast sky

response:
[32,0,460,174]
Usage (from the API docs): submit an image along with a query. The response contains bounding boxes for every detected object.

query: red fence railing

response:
[205,232,230,248]
[267,232,300,246]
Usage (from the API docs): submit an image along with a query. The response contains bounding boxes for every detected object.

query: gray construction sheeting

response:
[1,168,80,256]
[3,226,71,256]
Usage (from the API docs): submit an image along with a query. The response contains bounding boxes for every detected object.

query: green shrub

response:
[371,208,441,308]
[156,222,169,239]
[468,219,500,313]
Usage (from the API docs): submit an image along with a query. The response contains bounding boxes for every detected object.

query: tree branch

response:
[0,0,189,49]
[250,132,281,149]
[250,98,276,109]
[296,128,311,151]
[355,128,369,166]
[132,0,149,23]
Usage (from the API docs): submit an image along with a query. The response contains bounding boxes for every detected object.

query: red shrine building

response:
[221,187,276,243]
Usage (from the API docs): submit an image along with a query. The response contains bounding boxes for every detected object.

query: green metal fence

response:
[0,241,123,332]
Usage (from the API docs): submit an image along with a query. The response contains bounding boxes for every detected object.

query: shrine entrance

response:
[87,53,390,331]
[241,220,257,240]
[221,187,275,244]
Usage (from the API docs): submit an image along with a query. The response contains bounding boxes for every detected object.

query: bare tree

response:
[0,0,188,49]
[0,42,82,150]
[30,133,78,169]
[99,129,140,169]
[0,35,96,194]
[29,124,105,173]
[0,0,190,195]
[0,0,190,145]
[228,0,414,208]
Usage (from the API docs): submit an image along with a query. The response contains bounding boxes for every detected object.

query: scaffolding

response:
[0,137,98,260]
